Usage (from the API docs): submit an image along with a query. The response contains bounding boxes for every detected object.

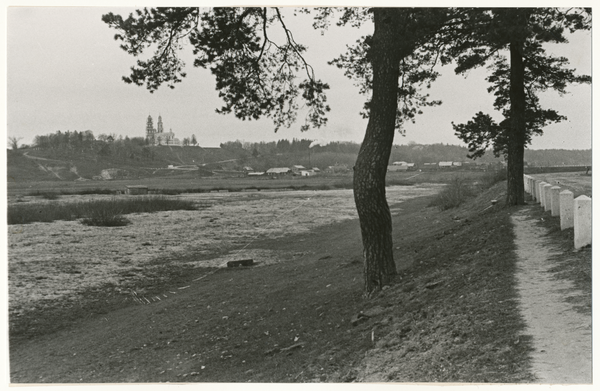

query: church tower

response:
[146,115,155,145]
[157,115,164,134]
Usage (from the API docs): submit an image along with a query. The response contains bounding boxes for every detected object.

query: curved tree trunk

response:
[354,8,401,296]
[507,38,526,206]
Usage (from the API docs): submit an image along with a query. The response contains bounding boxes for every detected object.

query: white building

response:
[145,115,181,146]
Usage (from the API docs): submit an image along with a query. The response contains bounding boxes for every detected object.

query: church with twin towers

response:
[145,114,181,146]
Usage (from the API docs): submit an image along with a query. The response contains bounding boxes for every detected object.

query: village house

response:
[299,170,316,177]
[266,167,292,177]
[291,165,306,175]
[388,165,408,172]
[389,161,417,171]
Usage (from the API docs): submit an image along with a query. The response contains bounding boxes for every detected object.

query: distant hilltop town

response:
[145,115,180,146]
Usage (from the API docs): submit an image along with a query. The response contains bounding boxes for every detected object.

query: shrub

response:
[429,176,475,211]
[80,205,131,227]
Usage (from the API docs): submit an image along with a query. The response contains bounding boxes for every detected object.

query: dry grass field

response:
[8,185,441,326]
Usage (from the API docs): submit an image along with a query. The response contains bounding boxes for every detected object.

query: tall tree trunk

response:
[507,38,526,205]
[354,8,401,296]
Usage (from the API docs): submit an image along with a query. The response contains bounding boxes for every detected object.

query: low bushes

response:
[27,188,117,197]
[479,169,507,189]
[81,206,131,227]
[430,170,507,211]
[429,176,476,211]
[8,203,81,225]
[27,190,61,200]
[8,196,199,226]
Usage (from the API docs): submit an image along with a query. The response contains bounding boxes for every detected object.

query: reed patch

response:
[7,196,199,225]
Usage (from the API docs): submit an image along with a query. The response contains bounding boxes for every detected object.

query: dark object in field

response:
[350,313,370,326]
[227,259,254,268]
[126,185,149,195]
[425,280,443,289]
[264,342,305,356]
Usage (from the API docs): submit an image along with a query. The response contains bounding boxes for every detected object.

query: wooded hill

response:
[7,130,591,182]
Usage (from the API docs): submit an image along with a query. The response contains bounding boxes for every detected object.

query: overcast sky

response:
[5,4,593,150]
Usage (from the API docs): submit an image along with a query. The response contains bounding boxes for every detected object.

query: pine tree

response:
[445,8,591,205]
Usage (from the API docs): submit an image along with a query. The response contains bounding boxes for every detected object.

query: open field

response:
[8,184,441,331]
[7,170,494,198]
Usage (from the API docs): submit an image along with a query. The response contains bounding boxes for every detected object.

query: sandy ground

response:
[512,209,592,384]
[8,185,441,320]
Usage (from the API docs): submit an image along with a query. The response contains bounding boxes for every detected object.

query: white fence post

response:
[543,184,553,212]
[550,186,561,217]
[574,195,592,250]
[560,190,574,230]
[538,182,548,207]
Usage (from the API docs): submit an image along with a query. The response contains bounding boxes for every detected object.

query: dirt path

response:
[512,208,592,384]
[22,151,66,163]
[22,151,66,179]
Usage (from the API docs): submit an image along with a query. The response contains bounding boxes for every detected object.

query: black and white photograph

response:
[4,1,593,386]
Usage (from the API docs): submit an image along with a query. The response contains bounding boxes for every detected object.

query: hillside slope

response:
[7,147,240,182]
[8,142,592,183]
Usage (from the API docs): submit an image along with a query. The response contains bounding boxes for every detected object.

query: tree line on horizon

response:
[18,129,590,169]
[29,130,155,161]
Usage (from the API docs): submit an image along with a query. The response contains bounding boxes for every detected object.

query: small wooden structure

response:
[227,259,254,267]
[126,185,149,195]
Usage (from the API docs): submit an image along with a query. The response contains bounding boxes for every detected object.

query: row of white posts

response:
[523,175,591,250]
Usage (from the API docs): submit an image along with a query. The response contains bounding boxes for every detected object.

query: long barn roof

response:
[266,167,291,173]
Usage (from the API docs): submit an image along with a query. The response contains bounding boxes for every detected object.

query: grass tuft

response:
[81,206,131,227]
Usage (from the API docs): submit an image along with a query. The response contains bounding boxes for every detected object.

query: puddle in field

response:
[8,185,441,317]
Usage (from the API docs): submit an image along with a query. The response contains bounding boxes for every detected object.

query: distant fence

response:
[524,175,591,250]
[524,165,589,174]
